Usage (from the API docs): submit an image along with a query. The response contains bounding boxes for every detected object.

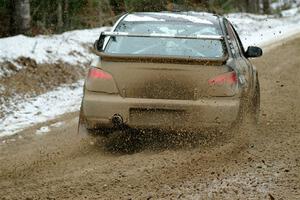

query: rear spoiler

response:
[95,31,225,53]
[100,31,224,41]
[93,31,227,65]
[93,51,228,66]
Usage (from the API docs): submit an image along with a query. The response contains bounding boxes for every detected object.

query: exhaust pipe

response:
[112,114,124,127]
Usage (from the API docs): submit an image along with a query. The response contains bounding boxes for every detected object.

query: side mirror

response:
[94,32,106,52]
[245,46,263,58]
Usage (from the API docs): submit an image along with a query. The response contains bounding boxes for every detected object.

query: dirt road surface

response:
[0,36,300,200]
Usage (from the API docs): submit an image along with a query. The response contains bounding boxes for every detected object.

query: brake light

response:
[208,71,237,85]
[88,68,112,80]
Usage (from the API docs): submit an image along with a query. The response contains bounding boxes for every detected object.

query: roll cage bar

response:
[96,31,224,52]
[100,31,224,40]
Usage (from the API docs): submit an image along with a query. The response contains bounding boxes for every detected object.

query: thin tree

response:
[63,0,69,29]
[263,0,271,14]
[10,0,31,35]
[57,0,64,32]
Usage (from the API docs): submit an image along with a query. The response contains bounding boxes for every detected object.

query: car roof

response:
[122,12,221,27]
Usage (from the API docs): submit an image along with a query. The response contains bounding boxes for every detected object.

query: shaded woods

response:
[0,0,291,37]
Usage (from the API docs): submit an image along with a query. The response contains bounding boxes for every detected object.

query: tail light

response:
[208,71,237,85]
[88,68,112,80]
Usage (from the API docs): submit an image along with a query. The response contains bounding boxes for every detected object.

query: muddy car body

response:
[79,12,262,134]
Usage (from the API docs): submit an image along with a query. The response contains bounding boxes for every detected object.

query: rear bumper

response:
[82,90,240,131]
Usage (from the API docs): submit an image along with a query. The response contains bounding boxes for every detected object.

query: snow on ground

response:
[271,0,300,10]
[50,121,65,128]
[227,9,300,48]
[1,9,300,137]
[35,122,65,135]
[281,7,300,17]
[0,81,83,137]
[0,27,110,77]
[36,126,51,135]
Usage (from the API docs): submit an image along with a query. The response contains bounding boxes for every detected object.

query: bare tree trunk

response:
[57,0,63,32]
[11,0,31,35]
[9,0,14,35]
[246,0,259,13]
[255,0,261,13]
[263,0,271,14]
[235,0,247,12]
[63,0,69,29]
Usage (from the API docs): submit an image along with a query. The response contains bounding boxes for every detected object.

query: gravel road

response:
[0,36,300,200]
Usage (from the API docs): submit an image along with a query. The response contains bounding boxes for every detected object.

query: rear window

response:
[104,21,226,58]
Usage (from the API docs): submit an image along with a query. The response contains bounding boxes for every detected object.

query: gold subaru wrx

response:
[78,12,262,136]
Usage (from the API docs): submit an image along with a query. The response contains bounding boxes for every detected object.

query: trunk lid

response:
[99,55,235,100]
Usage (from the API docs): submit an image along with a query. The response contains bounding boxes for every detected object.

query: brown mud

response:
[0,57,86,118]
[0,57,85,96]
[0,36,300,199]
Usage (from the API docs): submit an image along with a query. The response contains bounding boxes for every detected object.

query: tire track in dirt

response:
[0,36,300,199]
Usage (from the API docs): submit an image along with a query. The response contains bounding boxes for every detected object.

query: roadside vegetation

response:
[0,0,299,37]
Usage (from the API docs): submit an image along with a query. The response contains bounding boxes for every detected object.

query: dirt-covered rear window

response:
[104,21,226,58]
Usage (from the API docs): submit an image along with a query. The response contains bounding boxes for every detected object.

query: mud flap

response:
[77,105,89,137]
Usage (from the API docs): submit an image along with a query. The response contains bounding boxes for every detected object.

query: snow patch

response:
[36,126,50,135]
[0,27,110,78]
[281,7,299,17]
[50,121,65,128]
[227,12,300,48]
[271,0,300,10]
[0,81,83,137]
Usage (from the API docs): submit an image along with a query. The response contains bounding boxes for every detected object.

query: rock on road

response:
[0,36,300,200]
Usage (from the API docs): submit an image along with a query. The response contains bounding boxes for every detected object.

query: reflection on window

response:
[105,22,225,58]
